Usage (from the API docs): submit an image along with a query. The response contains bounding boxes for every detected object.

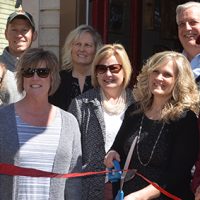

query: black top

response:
[195,75,200,84]
[111,104,199,200]
[49,70,93,111]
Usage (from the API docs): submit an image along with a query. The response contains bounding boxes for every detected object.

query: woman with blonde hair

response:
[105,51,200,200]
[49,24,102,110]
[0,48,82,199]
[68,43,134,200]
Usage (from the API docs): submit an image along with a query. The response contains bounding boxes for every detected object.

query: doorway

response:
[90,0,194,81]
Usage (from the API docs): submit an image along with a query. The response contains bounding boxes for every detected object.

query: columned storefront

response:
[1,0,199,77]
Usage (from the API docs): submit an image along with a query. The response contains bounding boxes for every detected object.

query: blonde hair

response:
[62,24,102,70]
[133,51,200,121]
[91,43,132,88]
[16,48,60,96]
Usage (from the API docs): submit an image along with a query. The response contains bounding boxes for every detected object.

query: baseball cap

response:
[7,10,35,31]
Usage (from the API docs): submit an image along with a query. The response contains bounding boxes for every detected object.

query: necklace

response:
[136,114,165,167]
[100,89,127,115]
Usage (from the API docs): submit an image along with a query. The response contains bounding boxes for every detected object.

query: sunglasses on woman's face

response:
[96,64,122,74]
[22,68,50,78]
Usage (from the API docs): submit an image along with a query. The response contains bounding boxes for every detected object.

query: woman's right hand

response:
[104,150,120,168]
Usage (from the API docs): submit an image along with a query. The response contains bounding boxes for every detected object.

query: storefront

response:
[88,0,193,74]
[60,0,197,80]
[1,0,198,79]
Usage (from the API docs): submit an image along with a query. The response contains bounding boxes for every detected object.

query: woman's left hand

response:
[124,193,140,200]
[124,184,160,200]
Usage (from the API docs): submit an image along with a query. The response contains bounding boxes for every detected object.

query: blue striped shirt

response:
[15,110,61,200]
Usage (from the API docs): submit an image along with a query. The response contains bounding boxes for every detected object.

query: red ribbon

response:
[0,163,107,178]
[135,171,181,200]
[0,163,181,200]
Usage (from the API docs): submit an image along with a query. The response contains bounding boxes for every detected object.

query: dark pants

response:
[104,182,113,200]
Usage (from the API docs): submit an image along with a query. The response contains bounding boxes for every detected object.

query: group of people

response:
[0,1,200,200]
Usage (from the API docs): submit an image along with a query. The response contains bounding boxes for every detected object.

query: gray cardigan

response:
[68,88,134,200]
[0,104,82,200]
[0,48,23,104]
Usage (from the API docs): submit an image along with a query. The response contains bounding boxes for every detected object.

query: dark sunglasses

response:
[96,64,122,74]
[22,68,50,78]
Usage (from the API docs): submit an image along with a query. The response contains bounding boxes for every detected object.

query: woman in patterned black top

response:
[104,51,200,200]
[49,24,102,111]
[68,43,134,200]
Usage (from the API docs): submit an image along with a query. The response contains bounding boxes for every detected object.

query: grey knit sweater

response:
[0,47,23,104]
[0,104,82,200]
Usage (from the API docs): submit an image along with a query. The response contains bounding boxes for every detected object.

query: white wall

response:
[23,0,60,58]
[23,0,40,48]
[0,0,15,53]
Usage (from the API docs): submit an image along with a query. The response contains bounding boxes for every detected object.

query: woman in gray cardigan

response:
[68,44,134,200]
[0,48,82,200]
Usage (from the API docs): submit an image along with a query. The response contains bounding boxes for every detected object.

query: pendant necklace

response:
[136,114,165,167]
[100,89,126,115]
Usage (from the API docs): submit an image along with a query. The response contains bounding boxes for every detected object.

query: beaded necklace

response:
[136,114,165,167]
[100,89,127,115]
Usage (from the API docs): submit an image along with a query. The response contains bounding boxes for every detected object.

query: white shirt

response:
[103,110,126,153]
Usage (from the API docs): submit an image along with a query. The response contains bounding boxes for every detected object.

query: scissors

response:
[108,136,138,200]
[108,160,137,200]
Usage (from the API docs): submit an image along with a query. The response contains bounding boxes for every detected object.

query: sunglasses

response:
[22,68,50,78]
[96,64,122,74]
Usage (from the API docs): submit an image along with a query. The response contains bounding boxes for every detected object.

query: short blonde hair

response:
[91,43,132,88]
[16,48,60,96]
[62,24,102,70]
[133,51,200,121]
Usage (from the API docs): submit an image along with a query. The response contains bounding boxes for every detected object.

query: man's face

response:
[5,18,37,57]
[177,7,200,58]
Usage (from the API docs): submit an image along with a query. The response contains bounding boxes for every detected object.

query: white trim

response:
[23,0,39,47]
[86,0,89,25]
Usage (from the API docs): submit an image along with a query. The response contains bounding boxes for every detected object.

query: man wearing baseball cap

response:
[0,9,37,105]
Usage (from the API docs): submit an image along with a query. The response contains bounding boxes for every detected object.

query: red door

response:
[90,0,142,84]
[89,0,186,86]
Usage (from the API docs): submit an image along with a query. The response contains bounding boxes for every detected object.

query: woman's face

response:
[71,32,96,67]
[22,61,51,98]
[96,55,124,94]
[149,60,177,100]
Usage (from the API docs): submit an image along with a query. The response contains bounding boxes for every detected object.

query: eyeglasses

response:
[22,68,50,78]
[96,64,122,74]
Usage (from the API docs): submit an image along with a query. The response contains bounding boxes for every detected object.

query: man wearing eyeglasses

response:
[0,9,37,105]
